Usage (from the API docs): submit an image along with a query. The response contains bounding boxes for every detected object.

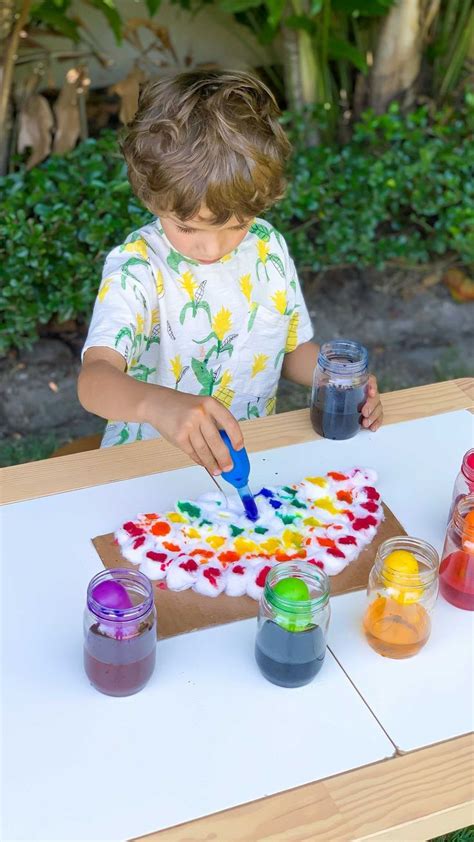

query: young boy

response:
[78,70,383,476]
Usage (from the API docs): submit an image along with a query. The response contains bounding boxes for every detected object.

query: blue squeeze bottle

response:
[219,431,259,521]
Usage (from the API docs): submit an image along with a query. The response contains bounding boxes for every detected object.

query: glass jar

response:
[440,493,474,611]
[310,339,369,440]
[448,450,474,522]
[255,561,331,688]
[84,569,156,696]
[363,537,439,659]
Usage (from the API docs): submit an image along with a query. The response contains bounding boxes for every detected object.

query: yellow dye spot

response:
[306,477,328,488]
[168,512,188,524]
[207,535,226,550]
[313,497,343,515]
[303,516,323,527]
[260,537,282,554]
[185,527,201,539]
[234,537,259,555]
[282,529,303,549]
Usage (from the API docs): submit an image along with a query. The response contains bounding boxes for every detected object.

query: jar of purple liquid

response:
[84,569,156,697]
[311,340,369,440]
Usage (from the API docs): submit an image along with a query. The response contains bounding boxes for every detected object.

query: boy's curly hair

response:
[122,69,291,224]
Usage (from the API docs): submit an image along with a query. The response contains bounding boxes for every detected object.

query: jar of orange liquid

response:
[363,537,439,659]
[440,494,474,611]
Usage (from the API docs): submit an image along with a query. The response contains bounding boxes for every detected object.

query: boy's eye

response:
[177,225,194,234]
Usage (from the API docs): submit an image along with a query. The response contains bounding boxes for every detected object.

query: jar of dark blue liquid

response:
[311,339,369,440]
[255,562,330,688]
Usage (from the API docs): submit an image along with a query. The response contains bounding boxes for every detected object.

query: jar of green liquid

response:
[255,562,331,688]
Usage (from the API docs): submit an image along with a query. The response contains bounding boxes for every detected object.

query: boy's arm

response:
[78,347,243,474]
[281,341,383,431]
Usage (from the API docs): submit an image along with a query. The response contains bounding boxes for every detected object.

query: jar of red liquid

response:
[363,537,439,659]
[310,340,369,440]
[84,569,156,696]
[448,450,474,521]
[440,494,474,611]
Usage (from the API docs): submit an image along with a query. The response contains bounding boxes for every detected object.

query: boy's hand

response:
[361,375,383,432]
[147,390,244,476]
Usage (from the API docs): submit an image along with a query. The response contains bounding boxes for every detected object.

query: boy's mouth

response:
[198,258,219,265]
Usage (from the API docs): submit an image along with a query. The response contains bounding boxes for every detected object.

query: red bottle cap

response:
[462,450,474,483]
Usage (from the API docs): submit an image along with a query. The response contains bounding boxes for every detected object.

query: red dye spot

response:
[297,550,307,559]
[163,541,181,552]
[123,521,144,537]
[146,551,168,562]
[233,565,246,575]
[305,538,312,546]
[157,582,168,590]
[133,536,146,549]
[328,471,348,481]
[190,548,214,558]
[327,547,345,558]
[151,521,171,537]
[275,551,292,562]
[342,510,355,521]
[338,536,357,546]
[363,486,380,501]
[144,513,158,520]
[219,551,240,563]
[337,490,353,504]
[203,566,221,587]
[179,559,199,572]
[362,501,378,513]
[308,559,325,569]
[317,537,336,548]
[353,515,377,531]
[256,565,272,588]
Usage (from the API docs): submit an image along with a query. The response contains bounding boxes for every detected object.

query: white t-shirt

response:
[83,217,313,447]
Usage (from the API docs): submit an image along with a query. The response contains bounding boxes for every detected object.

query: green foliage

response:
[270,99,474,271]
[0,100,472,354]
[0,135,152,355]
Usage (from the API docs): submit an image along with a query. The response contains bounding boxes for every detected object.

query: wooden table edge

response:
[132,733,473,842]
[2,380,473,839]
[1,379,472,506]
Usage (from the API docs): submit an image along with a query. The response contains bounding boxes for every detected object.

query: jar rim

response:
[87,568,154,622]
[374,536,439,584]
[318,340,368,377]
[264,561,330,613]
[461,450,474,482]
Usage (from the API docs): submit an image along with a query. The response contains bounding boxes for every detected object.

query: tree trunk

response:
[0,0,33,175]
[369,0,422,113]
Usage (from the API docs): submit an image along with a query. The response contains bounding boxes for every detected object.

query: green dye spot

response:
[276,512,297,525]
[230,524,245,537]
[199,519,212,527]
[177,501,202,519]
[254,525,268,534]
[291,499,307,509]
[282,486,297,496]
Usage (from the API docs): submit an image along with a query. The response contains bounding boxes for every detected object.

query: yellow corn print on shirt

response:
[83,218,313,447]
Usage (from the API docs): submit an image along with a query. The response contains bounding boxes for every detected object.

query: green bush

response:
[1,99,473,354]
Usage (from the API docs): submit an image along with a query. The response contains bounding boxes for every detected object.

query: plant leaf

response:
[328,36,368,72]
[268,253,285,276]
[145,0,161,14]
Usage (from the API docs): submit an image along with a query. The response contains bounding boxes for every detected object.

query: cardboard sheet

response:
[92,501,405,639]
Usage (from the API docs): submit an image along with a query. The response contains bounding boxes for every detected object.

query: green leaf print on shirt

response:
[179,275,212,325]
[113,423,130,446]
[129,363,157,382]
[167,250,200,274]
[249,222,271,242]
[120,257,150,287]
[191,357,215,395]
[255,240,285,283]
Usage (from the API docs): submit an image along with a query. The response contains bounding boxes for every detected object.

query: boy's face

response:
[161,208,251,264]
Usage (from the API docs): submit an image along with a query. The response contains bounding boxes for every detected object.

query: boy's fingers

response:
[362,397,378,417]
[189,430,221,476]
[201,419,234,472]
[211,402,244,450]
[362,405,383,428]
[369,418,383,432]
[367,374,378,397]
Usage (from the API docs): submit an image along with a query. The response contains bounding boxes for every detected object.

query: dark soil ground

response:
[1,268,473,466]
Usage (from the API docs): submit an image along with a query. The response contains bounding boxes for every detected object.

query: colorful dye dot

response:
[230,524,245,537]
[177,501,202,519]
[256,565,272,588]
[146,551,168,562]
[254,526,268,534]
[258,488,274,499]
[151,521,171,537]
[179,559,199,572]
[269,499,282,510]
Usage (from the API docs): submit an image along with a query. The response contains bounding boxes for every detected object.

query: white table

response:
[1,382,473,841]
